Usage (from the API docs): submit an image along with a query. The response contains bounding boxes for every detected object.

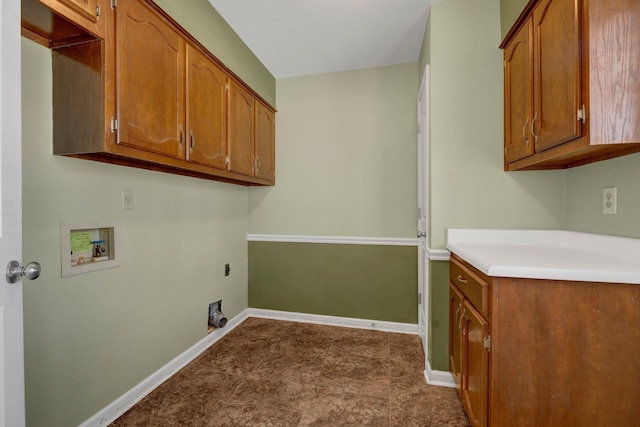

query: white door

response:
[417,65,430,360]
[0,0,27,425]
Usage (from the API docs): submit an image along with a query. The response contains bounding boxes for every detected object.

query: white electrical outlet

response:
[602,186,617,215]
[122,189,134,210]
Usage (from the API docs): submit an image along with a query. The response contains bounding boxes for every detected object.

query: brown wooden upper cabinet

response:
[501,0,640,170]
[503,18,533,164]
[255,101,276,182]
[21,0,276,186]
[227,82,277,183]
[227,80,256,177]
[186,44,228,171]
[117,0,185,160]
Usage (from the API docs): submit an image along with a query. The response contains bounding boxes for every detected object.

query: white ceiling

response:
[207,0,435,79]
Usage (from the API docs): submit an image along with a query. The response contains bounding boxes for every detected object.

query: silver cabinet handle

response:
[458,309,466,333]
[455,302,462,331]
[522,117,530,146]
[531,112,538,144]
[190,129,194,154]
[457,274,468,284]
[179,125,184,147]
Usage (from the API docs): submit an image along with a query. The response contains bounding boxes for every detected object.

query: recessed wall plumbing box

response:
[208,300,227,329]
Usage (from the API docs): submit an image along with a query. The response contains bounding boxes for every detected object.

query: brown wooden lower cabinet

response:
[449,253,640,427]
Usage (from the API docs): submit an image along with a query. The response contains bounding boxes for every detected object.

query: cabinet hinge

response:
[110,117,118,133]
[225,82,230,92]
[111,0,117,9]
[483,335,491,351]
[96,4,100,16]
[577,105,586,123]
[225,156,230,168]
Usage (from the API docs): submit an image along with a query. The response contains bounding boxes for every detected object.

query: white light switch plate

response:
[122,189,133,210]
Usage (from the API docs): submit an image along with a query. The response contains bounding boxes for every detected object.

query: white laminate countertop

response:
[446,229,640,284]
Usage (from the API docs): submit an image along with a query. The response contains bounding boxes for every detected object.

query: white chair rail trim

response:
[247,233,418,246]
[247,234,452,261]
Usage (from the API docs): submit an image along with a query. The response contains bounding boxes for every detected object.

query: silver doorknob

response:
[5,260,41,284]
[417,231,426,238]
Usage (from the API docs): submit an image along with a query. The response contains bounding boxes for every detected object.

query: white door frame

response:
[417,65,430,366]
[0,0,26,425]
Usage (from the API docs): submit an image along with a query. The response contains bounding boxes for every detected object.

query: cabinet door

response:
[461,300,489,427]
[117,0,185,159]
[38,0,104,37]
[227,79,255,177]
[533,0,583,152]
[449,283,464,393]
[504,17,534,164]
[254,101,275,182]
[186,45,227,170]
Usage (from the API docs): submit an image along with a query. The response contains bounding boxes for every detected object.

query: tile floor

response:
[111,317,470,426]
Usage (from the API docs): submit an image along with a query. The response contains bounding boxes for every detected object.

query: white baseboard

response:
[80,309,422,426]
[248,308,419,334]
[424,359,456,388]
[79,309,251,427]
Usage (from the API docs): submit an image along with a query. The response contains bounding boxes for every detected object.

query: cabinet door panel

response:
[504,18,534,164]
[533,0,582,152]
[449,284,464,394]
[227,80,255,177]
[461,300,489,427]
[255,101,275,182]
[186,45,227,170]
[117,0,185,159]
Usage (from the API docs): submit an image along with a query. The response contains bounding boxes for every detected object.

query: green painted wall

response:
[249,63,418,237]
[566,153,640,238]
[247,64,418,325]
[20,0,274,423]
[500,0,529,39]
[155,0,275,105]
[429,260,450,371]
[249,242,417,323]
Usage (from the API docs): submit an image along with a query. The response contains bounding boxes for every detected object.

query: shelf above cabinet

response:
[21,0,101,48]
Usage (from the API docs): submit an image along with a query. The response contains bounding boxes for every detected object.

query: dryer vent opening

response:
[208,300,227,332]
